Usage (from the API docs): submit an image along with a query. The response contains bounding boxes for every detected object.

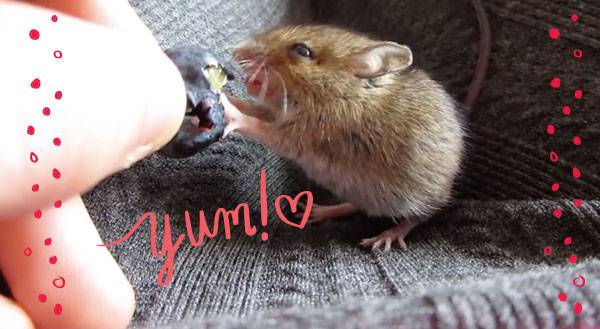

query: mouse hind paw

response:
[295,202,358,225]
[360,221,418,251]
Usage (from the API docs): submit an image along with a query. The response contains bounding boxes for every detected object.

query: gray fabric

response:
[8,0,600,328]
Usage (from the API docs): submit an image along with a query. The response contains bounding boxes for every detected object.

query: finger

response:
[21,0,157,43]
[0,295,35,329]
[0,196,135,329]
[0,2,186,218]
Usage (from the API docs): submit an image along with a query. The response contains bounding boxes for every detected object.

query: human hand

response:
[0,0,187,328]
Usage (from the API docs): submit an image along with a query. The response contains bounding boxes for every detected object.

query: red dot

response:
[27,126,35,135]
[550,151,559,163]
[51,15,58,22]
[34,209,42,219]
[54,200,62,208]
[261,232,269,241]
[38,294,47,303]
[553,208,563,219]
[558,292,567,302]
[52,168,61,179]
[24,247,32,256]
[44,238,52,246]
[551,183,560,192]
[574,302,583,315]
[53,138,61,146]
[569,254,578,264]
[544,246,553,256]
[32,184,40,192]
[573,50,583,58]
[573,167,581,179]
[546,124,556,135]
[54,50,63,59]
[29,29,40,40]
[31,78,41,89]
[564,237,573,245]
[55,91,63,100]
[550,77,561,89]
[574,90,583,99]
[574,199,583,208]
[43,107,51,116]
[549,28,560,39]
[571,14,579,22]
[562,106,571,115]
[30,152,39,163]
[573,136,581,146]
[53,304,63,315]
[49,256,57,265]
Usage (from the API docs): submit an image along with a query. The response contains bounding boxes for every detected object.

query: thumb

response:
[0,2,186,218]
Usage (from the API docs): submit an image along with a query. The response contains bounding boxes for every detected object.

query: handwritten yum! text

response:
[99,170,313,286]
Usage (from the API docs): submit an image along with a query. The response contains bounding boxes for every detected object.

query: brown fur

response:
[235,25,465,221]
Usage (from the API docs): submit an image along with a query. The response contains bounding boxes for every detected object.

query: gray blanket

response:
[18,0,600,328]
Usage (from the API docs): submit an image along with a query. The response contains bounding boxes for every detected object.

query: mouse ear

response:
[347,42,413,78]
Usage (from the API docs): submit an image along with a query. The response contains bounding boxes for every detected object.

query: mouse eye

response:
[289,43,315,59]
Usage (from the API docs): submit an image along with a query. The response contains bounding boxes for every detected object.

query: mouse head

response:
[233,25,413,121]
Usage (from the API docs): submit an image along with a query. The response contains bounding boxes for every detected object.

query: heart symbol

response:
[275,191,313,229]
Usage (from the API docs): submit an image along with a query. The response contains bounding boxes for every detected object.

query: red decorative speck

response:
[562,106,571,116]
[574,199,583,208]
[571,14,579,22]
[27,126,35,135]
[52,168,61,179]
[573,136,582,146]
[574,90,583,99]
[51,15,58,22]
[553,208,563,219]
[30,152,39,163]
[572,167,581,179]
[31,78,41,89]
[558,292,567,302]
[574,303,583,314]
[564,237,573,245]
[55,91,63,100]
[53,304,63,315]
[550,77,561,89]
[549,27,560,39]
[49,256,58,265]
[43,107,51,116]
[32,184,40,192]
[29,29,40,40]
[551,183,560,192]
[54,200,62,208]
[53,138,61,146]
[569,254,578,264]
[24,247,32,256]
[547,124,556,135]
[34,209,42,219]
[38,294,47,303]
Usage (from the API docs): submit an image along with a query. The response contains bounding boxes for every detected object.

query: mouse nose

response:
[233,39,259,61]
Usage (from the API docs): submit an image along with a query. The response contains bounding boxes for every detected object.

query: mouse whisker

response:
[258,67,270,102]
[271,69,288,114]
[248,59,266,85]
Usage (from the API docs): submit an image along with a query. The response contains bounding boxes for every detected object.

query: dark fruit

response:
[159,47,233,158]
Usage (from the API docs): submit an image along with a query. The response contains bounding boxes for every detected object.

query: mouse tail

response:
[463,0,491,113]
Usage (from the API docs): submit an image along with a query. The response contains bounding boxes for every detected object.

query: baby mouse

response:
[226,25,465,251]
